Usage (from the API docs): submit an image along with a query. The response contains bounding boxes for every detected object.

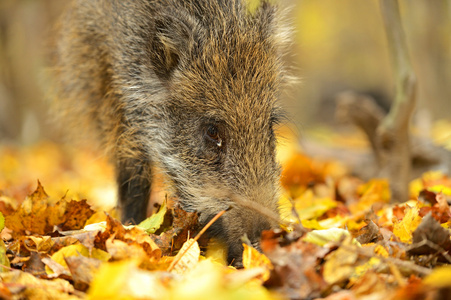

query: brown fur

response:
[51,0,290,266]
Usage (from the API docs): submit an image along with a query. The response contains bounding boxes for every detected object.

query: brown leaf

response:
[5,181,62,235]
[22,252,46,277]
[408,213,451,255]
[316,290,357,300]
[58,199,95,231]
[41,257,72,278]
[418,189,438,205]
[262,230,328,299]
[74,230,100,252]
[355,220,382,244]
[65,255,102,291]
[50,236,80,252]
[0,195,15,216]
[151,205,199,255]
[98,215,162,260]
[5,182,94,236]
[419,191,451,223]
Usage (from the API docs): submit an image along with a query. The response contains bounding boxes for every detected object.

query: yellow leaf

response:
[409,177,424,199]
[410,171,451,198]
[423,266,451,288]
[393,203,422,243]
[170,259,275,300]
[106,238,148,263]
[0,211,4,232]
[350,179,391,214]
[303,228,360,247]
[0,239,10,272]
[318,215,349,229]
[323,238,359,284]
[374,245,389,257]
[242,244,273,282]
[428,185,451,196]
[88,259,169,300]
[301,218,324,230]
[47,244,110,274]
[86,211,108,225]
[23,236,54,253]
[1,269,77,299]
[293,190,337,220]
[205,238,228,265]
[351,257,382,282]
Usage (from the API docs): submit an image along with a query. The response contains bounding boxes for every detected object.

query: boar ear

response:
[149,12,203,81]
[253,1,291,48]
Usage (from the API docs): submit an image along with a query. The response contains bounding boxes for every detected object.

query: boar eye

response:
[206,124,222,147]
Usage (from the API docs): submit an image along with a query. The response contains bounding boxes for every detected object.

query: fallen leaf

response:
[315,290,356,300]
[0,239,10,272]
[65,255,102,291]
[293,189,338,220]
[22,251,46,277]
[0,212,4,232]
[105,238,148,263]
[47,244,110,274]
[152,205,199,255]
[170,259,276,300]
[423,265,451,288]
[407,213,451,255]
[88,259,171,299]
[98,215,161,260]
[350,179,391,214]
[262,231,328,299]
[169,238,200,274]
[355,220,382,244]
[23,236,54,253]
[242,243,273,282]
[5,182,61,235]
[42,257,71,277]
[393,203,422,243]
[138,200,167,234]
[350,271,389,297]
[303,228,359,247]
[323,238,360,285]
[0,269,78,299]
[58,199,95,231]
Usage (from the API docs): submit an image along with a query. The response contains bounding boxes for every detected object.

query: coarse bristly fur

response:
[51,0,292,266]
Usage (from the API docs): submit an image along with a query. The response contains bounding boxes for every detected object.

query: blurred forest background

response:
[0,0,450,145]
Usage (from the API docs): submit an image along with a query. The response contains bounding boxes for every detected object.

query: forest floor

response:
[1,122,451,299]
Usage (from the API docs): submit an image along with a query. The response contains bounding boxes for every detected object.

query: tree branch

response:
[377,0,417,202]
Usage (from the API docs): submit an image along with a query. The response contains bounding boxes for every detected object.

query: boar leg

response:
[117,156,152,224]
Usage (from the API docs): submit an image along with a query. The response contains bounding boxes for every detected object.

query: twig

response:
[406,239,451,264]
[0,263,14,271]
